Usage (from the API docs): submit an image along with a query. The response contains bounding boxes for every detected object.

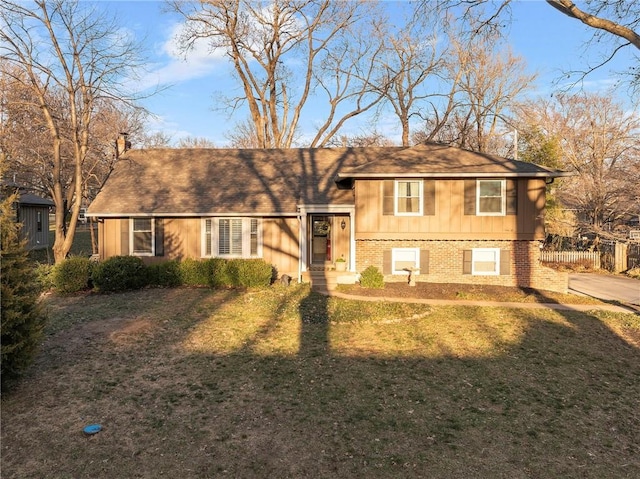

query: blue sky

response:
[105,0,635,146]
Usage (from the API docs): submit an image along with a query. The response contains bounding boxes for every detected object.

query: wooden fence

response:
[628,243,640,269]
[540,251,601,270]
[542,242,640,272]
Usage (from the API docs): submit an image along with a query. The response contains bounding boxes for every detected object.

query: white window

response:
[131,218,154,256]
[203,218,261,258]
[250,218,259,256]
[219,218,243,255]
[472,248,500,275]
[395,180,423,216]
[392,248,420,274]
[477,179,505,215]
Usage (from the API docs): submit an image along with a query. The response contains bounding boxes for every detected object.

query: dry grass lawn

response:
[2,285,639,478]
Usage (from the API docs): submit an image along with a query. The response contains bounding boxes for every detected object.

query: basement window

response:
[472,248,500,275]
[392,248,420,274]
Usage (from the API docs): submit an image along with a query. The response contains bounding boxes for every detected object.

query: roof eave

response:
[85,211,302,218]
[335,171,574,180]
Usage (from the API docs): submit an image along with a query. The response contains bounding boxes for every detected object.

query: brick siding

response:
[356,239,568,294]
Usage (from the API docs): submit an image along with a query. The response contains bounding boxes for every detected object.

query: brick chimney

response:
[115,133,131,158]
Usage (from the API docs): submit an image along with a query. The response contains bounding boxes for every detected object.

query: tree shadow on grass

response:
[2,288,639,479]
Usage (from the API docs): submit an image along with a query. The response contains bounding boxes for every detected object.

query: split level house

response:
[87,141,572,293]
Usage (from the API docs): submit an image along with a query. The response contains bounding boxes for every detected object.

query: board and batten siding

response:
[354,178,546,240]
[262,217,300,276]
[18,205,50,250]
[98,217,300,275]
[99,218,201,261]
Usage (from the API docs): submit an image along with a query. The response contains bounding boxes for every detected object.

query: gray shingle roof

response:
[87,143,569,216]
[17,193,54,207]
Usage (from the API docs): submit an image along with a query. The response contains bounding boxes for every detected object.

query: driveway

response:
[569,273,640,307]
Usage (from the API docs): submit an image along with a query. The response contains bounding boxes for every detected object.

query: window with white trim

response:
[395,180,423,216]
[477,179,505,215]
[472,248,500,275]
[392,248,420,274]
[131,217,153,256]
[202,218,262,258]
[250,218,259,256]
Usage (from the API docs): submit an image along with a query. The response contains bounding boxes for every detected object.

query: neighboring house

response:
[2,185,54,250]
[87,142,572,292]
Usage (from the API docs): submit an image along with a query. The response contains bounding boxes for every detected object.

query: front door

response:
[311,215,332,265]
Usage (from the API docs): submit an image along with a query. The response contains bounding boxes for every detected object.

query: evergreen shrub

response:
[225,258,273,287]
[1,196,47,390]
[179,258,211,286]
[92,255,148,292]
[53,256,92,293]
[360,265,385,289]
[147,260,182,287]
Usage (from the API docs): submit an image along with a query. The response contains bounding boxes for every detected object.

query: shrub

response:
[360,265,384,289]
[209,258,231,287]
[92,255,148,292]
[626,267,640,279]
[52,256,92,294]
[179,258,212,286]
[226,258,273,287]
[34,262,55,291]
[1,196,46,391]
[147,260,182,287]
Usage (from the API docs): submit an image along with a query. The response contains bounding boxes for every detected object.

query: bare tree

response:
[0,0,146,262]
[170,0,387,148]
[224,118,262,148]
[430,0,639,96]
[375,7,449,146]
[517,93,640,235]
[413,29,534,155]
[326,131,395,148]
[138,131,174,149]
[546,1,640,49]
[177,136,216,148]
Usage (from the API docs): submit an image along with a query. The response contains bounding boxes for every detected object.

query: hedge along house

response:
[87,142,572,293]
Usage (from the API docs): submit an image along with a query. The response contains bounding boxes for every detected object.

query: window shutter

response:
[462,249,472,274]
[464,180,476,215]
[506,179,517,215]
[382,180,394,216]
[423,180,435,216]
[154,219,164,256]
[121,219,129,255]
[382,250,392,274]
[500,249,511,275]
[420,250,429,274]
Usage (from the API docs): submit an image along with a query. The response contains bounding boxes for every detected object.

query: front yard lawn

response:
[2,285,639,478]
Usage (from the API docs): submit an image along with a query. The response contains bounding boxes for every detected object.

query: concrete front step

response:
[303,271,358,291]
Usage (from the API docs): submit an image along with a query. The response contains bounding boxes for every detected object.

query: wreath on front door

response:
[314,221,331,236]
